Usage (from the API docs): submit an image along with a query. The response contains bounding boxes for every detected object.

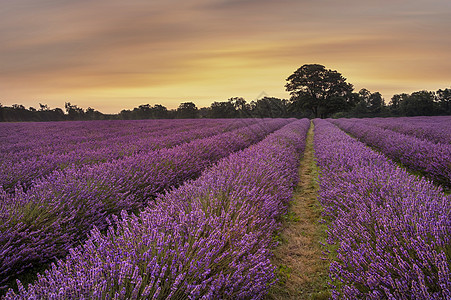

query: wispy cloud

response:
[0,0,449,112]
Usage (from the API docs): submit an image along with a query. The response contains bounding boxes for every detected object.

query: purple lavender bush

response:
[0,119,252,191]
[4,119,310,299]
[314,119,451,299]
[352,116,451,144]
[330,118,451,189]
[0,119,290,292]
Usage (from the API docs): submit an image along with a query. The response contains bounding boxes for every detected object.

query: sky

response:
[1,0,450,114]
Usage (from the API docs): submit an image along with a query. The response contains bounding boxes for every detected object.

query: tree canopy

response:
[177,102,198,119]
[285,64,355,118]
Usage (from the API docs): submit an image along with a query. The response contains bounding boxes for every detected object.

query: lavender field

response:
[1,117,450,299]
[315,118,451,299]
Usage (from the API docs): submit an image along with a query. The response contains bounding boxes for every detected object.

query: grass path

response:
[266,121,330,300]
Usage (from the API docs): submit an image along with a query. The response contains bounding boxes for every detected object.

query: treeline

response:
[335,88,451,118]
[1,89,450,122]
[0,103,115,122]
[118,97,300,119]
[0,97,306,122]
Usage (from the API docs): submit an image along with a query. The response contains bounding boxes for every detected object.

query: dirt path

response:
[266,121,330,300]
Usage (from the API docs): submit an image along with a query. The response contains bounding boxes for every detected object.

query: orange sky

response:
[1,0,450,113]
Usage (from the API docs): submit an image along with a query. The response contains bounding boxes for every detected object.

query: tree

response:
[389,93,409,115]
[177,102,198,119]
[50,108,65,121]
[399,91,435,116]
[209,101,237,118]
[352,88,385,115]
[12,104,25,110]
[152,104,168,118]
[65,102,84,120]
[251,97,288,118]
[85,107,104,120]
[436,88,451,114]
[229,97,250,118]
[198,107,211,118]
[137,104,152,119]
[39,103,50,111]
[368,92,384,114]
[285,64,354,118]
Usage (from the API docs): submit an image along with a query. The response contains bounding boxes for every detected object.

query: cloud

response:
[0,0,450,113]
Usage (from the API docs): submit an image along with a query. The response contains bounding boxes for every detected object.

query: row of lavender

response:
[4,119,311,299]
[0,119,205,161]
[1,119,254,191]
[349,116,451,144]
[314,119,451,299]
[0,119,290,291]
[330,118,451,189]
[0,119,229,152]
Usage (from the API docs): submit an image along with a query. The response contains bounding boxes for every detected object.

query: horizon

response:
[1,0,450,114]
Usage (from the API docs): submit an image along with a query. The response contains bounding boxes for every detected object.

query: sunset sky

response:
[1,0,450,114]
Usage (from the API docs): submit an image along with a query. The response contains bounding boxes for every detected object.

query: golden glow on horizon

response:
[0,0,450,113]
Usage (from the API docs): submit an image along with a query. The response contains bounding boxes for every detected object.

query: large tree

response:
[285,64,354,118]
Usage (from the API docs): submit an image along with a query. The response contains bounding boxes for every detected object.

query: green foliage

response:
[436,88,451,114]
[276,264,292,285]
[281,211,300,223]
[285,64,355,118]
[120,103,169,119]
[398,90,435,116]
[210,100,237,118]
[251,97,289,118]
[177,102,199,118]
[387,88,451,116]
[336,88,387,118]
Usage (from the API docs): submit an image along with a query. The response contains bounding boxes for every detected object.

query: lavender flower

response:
[330,118,451,188]
[4,119,310,299]
[0,119,292,291]
[314,119,451,299]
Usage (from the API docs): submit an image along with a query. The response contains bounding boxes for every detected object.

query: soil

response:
[266,121,331,300]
